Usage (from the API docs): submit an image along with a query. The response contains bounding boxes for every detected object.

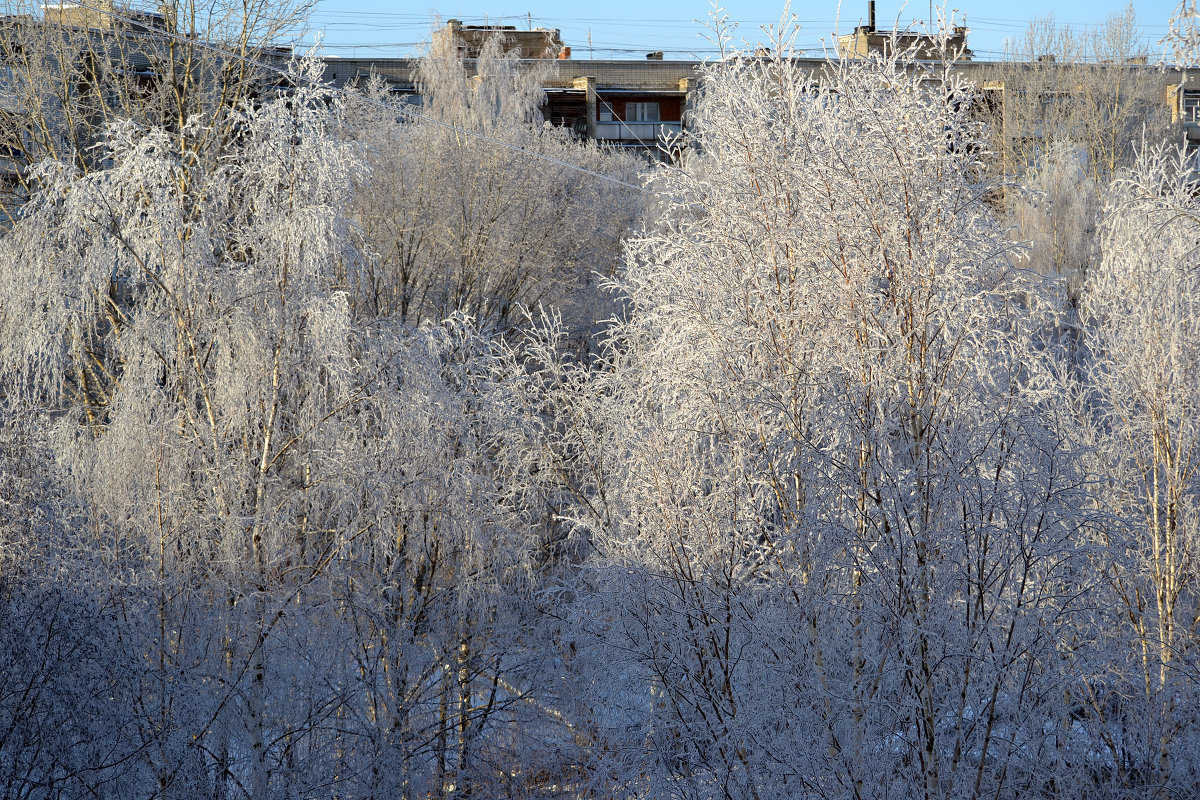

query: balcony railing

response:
[595,120,682,144]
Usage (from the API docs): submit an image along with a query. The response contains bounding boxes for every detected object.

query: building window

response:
[1184,91,1200,124]
[1038,91,1070,115]
[598,101,614,122]
[626,102,660,122]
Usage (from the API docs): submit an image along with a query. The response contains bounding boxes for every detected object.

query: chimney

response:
[868,0,876,31]
[646,51,663,60]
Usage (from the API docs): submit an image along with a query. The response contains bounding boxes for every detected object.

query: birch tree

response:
[0,0,310,216]
[541,20,1090,800]
[346,33,643,334]
[986,8,1169,193]
[0,60,372,799]
[987,9,1169,281]
[1075,143,1200,795]
[0,47,596,794]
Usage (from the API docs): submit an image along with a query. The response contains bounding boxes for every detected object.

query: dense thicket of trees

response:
[345,35,642,333]
[984,7,1170,286]
[3,7,1200,800]
[0,0,312,219]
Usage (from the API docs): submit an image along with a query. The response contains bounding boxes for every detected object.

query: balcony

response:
[595,120,682,144]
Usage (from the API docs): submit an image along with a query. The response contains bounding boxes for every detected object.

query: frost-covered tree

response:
[0,0,310,215]
[345,32,644,334]
[531,19,1090,800]
[0,55,568,798]
[1009,141,1098,288]
[1074,143,1200,794]
[985,8,1169,193]
[987,8,1169,290]
[0,58,374,797]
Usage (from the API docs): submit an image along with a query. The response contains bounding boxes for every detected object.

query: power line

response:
[300,8,1175,62]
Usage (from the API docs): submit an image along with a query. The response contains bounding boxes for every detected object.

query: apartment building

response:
[837,0,971,60]
[320,19,704,158]
[3,10,1199,168]
[324,18,1200,165]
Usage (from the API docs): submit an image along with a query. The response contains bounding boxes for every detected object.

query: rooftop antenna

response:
[588,27,593,57]
[527,11,531,30]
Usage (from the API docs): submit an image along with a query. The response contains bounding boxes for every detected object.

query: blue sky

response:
[304,0,1181,61]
